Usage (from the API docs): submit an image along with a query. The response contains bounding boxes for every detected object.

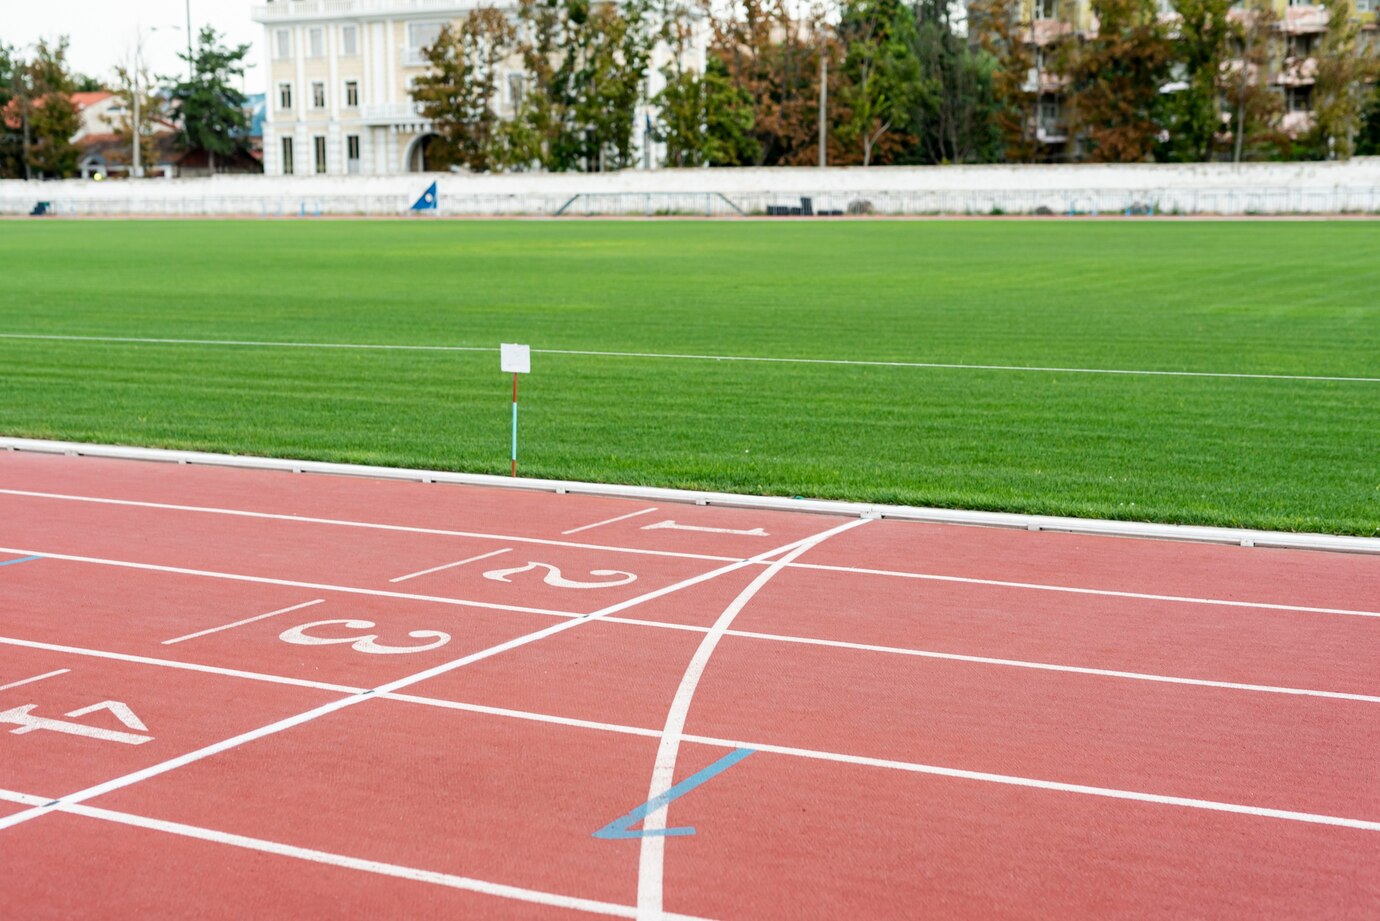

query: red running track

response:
[0,449,1377,919]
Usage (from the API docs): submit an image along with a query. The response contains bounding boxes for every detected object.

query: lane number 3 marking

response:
[482,561,637,589]
[279,619,451,655]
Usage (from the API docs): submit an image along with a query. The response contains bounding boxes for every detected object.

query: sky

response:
[1,1,264,94]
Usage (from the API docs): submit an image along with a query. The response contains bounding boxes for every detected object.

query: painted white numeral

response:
[482,561,637,589]
[0,700,153,745]
[279,619,451,655]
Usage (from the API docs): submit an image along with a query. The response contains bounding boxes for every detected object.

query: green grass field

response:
[1,219,1376,535]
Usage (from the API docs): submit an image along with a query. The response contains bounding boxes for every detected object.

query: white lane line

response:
[3,489,1372,618]
[0,546,580,620]
[636,517,872,920]
[390,548,511,584]
[0,489,734,563]
[0,669,71,693]
[1,646,1375,838]
[162,599,326,646]
[718,630,1380,704]
[2,333,1375,384]
[52,801,703,920]
[562,507,660,536]
[683,736,1380,833]
[789,561,1380,619]
[0,788,48,807]
[0,529,829,835]
[0,636,365,695]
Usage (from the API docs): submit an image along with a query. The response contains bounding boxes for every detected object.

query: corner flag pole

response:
[500,344,531,478]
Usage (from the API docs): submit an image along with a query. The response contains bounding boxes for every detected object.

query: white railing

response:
[253,0,485,21]
[361,103,431,124]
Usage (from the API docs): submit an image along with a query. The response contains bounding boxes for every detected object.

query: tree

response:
[169,26,252,173]
[966,0,1041,162]
[837,0,922,165]
[655,55,759,166]
[110,62,166,174]
[1161,0,1234,161]
[908,0,1001,164]
[22,38,80,178]
[1358,83,1380,155]
[1063,0,1172,161]
[413,10,517,172]
[1223,0,1282,162]
[0,42,23,178]
[1307,0,1377,159]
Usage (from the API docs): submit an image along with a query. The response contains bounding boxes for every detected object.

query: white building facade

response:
[251,0,704,176]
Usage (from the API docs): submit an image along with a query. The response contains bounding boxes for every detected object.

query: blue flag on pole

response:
[411,181,438,212]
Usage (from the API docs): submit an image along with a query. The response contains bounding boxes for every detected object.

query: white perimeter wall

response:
[3,159,1379,216]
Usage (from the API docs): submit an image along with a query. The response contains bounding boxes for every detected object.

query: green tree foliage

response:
[1063,0,1172,161]
[655,55,759,166]
[965,0,1042,162]
[1222,0,1282,162]
[23,38,80,178]
[1306,0,1377,159]
[501,0,656,171]
[412,10,517,172]
[1357,83,1380,155]
[907,0,1000,164]
[0,42,23,178]
[1160,0,1234,162]
[168,27,252,172]
[837,0,922,165]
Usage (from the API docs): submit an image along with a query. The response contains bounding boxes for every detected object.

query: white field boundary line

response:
[1,333,1376,384]
[0,794,704,921]
[162,599,325,646]
[0,527,839,836]
[4,438,1377,555]
[0,487,735,564]
[638,518,872,919]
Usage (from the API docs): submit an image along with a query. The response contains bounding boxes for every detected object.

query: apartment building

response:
[1015,0,1376,158]
[252,0,703,176]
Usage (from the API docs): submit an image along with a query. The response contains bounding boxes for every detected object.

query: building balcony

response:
[1276,56,1319,86]
[362,103,433,129]
[252,0,480,23]
[1020,69,1069,94]
[1281,5,1329,34]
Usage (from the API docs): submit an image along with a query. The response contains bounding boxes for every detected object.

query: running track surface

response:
[0,450,1376,919]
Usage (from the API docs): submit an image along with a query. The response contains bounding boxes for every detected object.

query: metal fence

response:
[5,185,1379,217]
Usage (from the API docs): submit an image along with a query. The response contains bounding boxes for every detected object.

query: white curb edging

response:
[2,437,1376,555]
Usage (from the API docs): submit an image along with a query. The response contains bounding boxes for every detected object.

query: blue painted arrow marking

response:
[594,747,754,840]
[0,556,41,568]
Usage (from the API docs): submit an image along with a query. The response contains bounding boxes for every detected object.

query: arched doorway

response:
[405,133,442,172]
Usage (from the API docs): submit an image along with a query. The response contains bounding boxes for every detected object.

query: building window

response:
[1036,0,1057,17]
[281,137,294,175]
[308,27,325,58]
[314,136,328,174]
[347,134,361,173]
[312,81,326,109]
[407,22,443,64]
[345,80,359,108]
[341,25,359,56]
[274,29,292,60]
[507,73,524,108]
[1040,98,1059,123]
[277,82,293,110]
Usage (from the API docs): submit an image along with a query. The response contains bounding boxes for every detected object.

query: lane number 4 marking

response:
[0,700,153,745]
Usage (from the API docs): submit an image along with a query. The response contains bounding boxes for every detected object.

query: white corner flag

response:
[502,344,531,476]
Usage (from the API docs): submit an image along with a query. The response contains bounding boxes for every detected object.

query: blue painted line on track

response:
[594,747,754,840]
[0,555,41,568]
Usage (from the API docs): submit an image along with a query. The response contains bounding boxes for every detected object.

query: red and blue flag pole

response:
[511,371,518,477]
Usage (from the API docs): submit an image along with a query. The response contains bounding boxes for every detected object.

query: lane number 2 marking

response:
[279,619,451,655]
[482,561,637,589]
